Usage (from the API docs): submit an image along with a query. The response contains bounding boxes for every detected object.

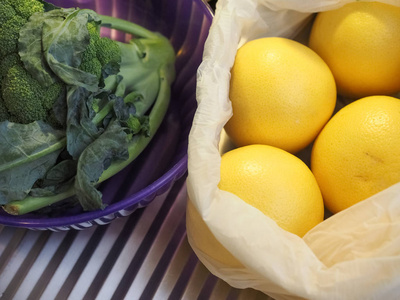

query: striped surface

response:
[0,178,271,300]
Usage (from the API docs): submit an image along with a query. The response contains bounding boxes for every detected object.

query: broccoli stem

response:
[0,137,66,172]
[91,91,146,126]
[99,68,171,179]
[3,188,76,216]
[2,68,171,215]
[99,15,158,40]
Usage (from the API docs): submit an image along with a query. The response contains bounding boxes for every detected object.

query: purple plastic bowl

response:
[0,0,213,231]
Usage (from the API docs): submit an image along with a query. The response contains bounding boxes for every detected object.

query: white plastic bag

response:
[186,0,400,299]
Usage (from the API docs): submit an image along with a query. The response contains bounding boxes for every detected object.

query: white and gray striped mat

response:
[0,177,271,300]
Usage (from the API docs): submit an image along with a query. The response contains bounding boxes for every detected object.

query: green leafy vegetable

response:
[0,121,65,203]
[0,0,175,215]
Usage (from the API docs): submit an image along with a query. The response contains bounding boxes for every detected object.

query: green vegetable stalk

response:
[0,0,175,215]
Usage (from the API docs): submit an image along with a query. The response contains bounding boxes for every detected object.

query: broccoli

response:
[0,0,62,124]
[0,1,121,125]
[0,1,44,56]
[4,0,44,20]
[0,15,26,57]
[97,37,122,66]
[0,97,11,121]
[0,53,20,79]
[79,21,121,80]
[0,1,175,215]
[0,56,65,124]
[0,2,15,24]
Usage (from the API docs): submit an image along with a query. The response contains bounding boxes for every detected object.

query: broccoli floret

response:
[0,96,11,122]
[1,62,65,124]
[0,53,20,79]
[0,15,26,56]
[86,21,100,42]
[79,22,102,79]
[80,57,103,80]
[0,2,15,25]
[97,37,121,66]
[2,64,44,122]
[80,23,102,79]
[0,0,45,56]
[5,0,44,20]
[0,0,64,125]
[0,5,120,126]
[79,22,121,80]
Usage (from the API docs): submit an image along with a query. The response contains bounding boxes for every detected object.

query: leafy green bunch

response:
[0,0,176,215]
